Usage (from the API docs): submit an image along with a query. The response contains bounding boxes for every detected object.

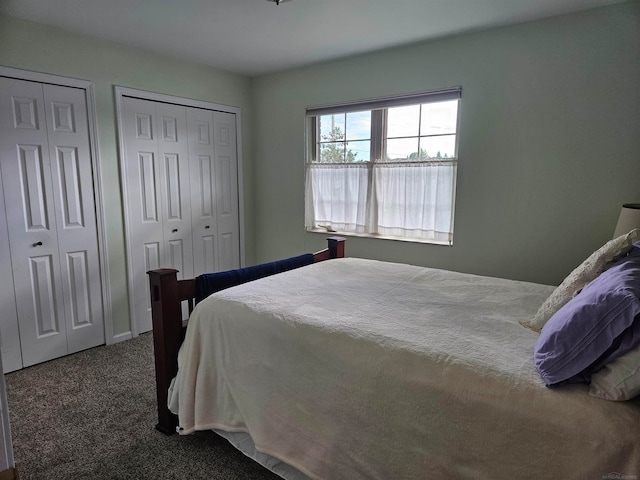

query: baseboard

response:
[0,467,18,480]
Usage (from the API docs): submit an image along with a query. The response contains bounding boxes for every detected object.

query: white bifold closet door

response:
[121,98,194,336]
[0,77,104,371]
[186,107,241,276]
[121,96,240,335]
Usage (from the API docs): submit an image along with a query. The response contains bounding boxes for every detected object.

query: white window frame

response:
[305,87,461,245]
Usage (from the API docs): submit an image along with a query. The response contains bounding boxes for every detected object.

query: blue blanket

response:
[194,253,315,305]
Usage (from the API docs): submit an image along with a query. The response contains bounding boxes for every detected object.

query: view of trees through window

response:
[319,126,361,163]
[317,110,371,163]
[316,100,458,163]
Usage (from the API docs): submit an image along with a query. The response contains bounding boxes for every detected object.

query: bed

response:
[148,236,640,480]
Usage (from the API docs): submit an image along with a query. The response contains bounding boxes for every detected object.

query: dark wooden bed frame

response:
[147,237,346,434]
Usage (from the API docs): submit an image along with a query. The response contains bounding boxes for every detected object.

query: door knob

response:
[33,241,43,247]
[204,225,210,229]
[172,229,178,233]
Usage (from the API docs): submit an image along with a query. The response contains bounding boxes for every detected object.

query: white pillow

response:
[589,346,640,401]
[521,228,640,332]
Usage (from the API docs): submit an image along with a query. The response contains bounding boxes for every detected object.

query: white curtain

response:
[373,161,456,243]
[305,160,456,243]
[305,163,370,233]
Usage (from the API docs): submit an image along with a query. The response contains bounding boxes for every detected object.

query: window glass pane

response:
[345,111,371,141]
[420,100,458,136]
[420,134,456,159]
[386,138,419,161]
[387,105,419,138]
[319,114,346,142]
[319,142,345,163]
[345,140,371,162]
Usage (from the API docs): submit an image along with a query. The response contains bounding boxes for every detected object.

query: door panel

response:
[187,108,218,276]
[65,251,92,328]
[43,84,104,355]
[17,145,50,230]
[218,233,236,272]
[139,151,159,222]
[156,102,193,281]
[122,97,165,334]
[187,108,240,275]
[155,103,193,325]
[56,146,84,227]
[213,111,240,272]
[30,255,61,336]
[195,153,216,274]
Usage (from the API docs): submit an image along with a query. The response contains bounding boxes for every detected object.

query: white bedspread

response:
[169,258,640,480]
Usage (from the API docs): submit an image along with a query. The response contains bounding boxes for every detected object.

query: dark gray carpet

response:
[5,333,280,480]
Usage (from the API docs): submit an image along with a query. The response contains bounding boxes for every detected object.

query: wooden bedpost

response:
[328,236,345,259]
[148,268,182,435]
[314,236,346,262]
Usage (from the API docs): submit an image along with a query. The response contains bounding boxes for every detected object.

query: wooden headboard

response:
[147,237,346,434]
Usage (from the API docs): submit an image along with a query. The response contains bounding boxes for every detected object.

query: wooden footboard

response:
[147,237,345,434]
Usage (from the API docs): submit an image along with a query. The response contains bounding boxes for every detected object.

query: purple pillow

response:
[534,246,640,386]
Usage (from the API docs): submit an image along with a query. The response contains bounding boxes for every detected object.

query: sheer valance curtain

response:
[305,88,460,244]
[305,160,456,243]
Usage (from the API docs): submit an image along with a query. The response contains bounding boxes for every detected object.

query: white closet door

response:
[0,78,67,366]
[212,111,240,272]
[156,102,194,282]
[122,97,165,335]
[122,97,193,334]
[120,93,241,335]
[187,108,240,276]
[0,77,105,368]
[187,108,218,275]
[0,163,21,373]
[42,84,104,354]
[0,77,69,367]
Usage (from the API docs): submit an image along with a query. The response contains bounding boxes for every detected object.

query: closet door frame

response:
[0,66,113,345]
[114,86,246,337]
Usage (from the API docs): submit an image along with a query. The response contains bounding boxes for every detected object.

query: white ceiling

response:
[0,0,627,76]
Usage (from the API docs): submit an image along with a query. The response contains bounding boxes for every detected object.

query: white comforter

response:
[169,258,640,480]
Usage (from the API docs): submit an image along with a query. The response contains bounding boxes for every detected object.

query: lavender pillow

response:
[534,246,640,386]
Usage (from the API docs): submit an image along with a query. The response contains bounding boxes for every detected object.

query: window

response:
[305,88,461,244]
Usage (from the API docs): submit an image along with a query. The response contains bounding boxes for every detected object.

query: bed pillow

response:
[534,247,640,386]
[586,319,640,376]
[522,229,639,332]
[589,345,640,401]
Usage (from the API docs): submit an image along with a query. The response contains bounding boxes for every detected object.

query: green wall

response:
[0,16,254,338]
[251,2,640,285]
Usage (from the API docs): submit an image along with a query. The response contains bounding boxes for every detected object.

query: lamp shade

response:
[613,203,640,238]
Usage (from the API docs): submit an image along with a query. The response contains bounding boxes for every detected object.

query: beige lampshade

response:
[613,203,640,238]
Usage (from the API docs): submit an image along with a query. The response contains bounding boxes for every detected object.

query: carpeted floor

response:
[4,333,280,480]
